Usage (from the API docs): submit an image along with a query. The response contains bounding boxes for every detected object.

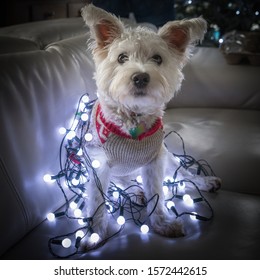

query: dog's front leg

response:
[141,145,185,237]
[86,150,111,241]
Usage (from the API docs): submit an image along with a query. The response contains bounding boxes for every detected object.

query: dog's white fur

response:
[81,4,221,240]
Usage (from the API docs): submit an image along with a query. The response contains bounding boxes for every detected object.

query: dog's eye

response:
[151,54,162,65]
[118,53,129,64]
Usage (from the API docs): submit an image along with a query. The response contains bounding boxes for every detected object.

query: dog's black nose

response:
[132,72,150,88]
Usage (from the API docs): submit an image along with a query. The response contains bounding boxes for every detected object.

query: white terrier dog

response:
[81,4,221,240]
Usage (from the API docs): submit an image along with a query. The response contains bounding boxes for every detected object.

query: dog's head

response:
[82,4,206,116]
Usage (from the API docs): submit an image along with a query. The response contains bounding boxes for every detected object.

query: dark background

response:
[1,0,259,46]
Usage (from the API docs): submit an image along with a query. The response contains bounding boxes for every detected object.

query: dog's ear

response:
[81,4,124,49]
[158,18,207,53]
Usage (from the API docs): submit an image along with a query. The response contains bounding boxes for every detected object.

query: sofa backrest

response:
[168,47,260,110]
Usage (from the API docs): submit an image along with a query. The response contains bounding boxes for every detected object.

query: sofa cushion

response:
[2,189,260,259]
[164,108,260,196]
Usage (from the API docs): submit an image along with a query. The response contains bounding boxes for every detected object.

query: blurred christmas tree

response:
[174,0,260,46]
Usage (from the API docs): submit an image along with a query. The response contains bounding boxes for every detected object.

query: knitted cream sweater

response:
[91,102,164,175]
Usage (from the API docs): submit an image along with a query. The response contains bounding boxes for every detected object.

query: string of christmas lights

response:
[44,93,215,258]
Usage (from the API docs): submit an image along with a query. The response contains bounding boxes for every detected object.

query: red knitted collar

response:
[96,103,163,143]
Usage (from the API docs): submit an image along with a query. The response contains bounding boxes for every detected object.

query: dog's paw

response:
[151,215,185,238]
[128,187,146,206]
[81,220,108,251]
[202,176,222,192]
[191,176,221,192]
[92,225,108,242]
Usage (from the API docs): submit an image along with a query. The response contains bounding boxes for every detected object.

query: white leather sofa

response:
[0,18,260,260]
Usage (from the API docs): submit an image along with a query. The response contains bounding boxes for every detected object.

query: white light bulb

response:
[117,215,125,225]
[113,191,120,199]
[62,238,71,248]
[81,113,89,122]
[167,201,175,209]
[190,212,198,220]
[140,224,149,234]
[75,230,85,238]
[80,175,88,184]
[183,194,194,206]
[90,233,100,243]
[92,159,100,169]
[163,185,169,195]
[183,194,191,201]
[67,130,76,140]
[74,208,82,218]
[136,175,143,184]
[71,178,80,186]
[58,127,66,135]
[106,203,114,213]
[82,192,88,198]
[174,156,181,163]
[85,133,93,142]
[178,181,186,190]
[78,219,86,225]
[82,95,89,103]
[46,212,55,222]
[43,174,54,183]
[77,148,83,156]
[69,201,77,210]
[164,176,173,182]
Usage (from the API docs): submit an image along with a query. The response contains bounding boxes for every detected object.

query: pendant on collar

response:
[129,122,147,139]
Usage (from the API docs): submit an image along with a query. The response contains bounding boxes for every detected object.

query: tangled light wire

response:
[44,93,215,258]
